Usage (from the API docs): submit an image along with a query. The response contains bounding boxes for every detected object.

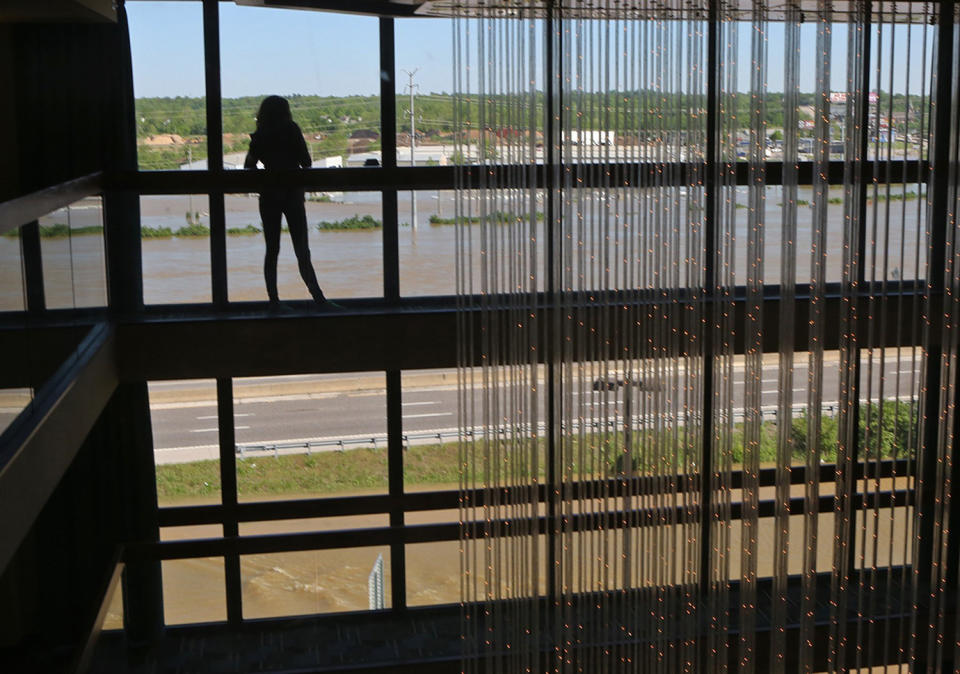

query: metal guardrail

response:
[233,403,865,457]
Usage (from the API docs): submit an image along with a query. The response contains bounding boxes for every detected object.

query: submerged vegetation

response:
[316,214,382,230]
[429,211,545,225]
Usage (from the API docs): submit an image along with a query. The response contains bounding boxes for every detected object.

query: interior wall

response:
[0,16,136,200]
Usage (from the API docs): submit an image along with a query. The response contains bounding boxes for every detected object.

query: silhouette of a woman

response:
[245,95,326,305]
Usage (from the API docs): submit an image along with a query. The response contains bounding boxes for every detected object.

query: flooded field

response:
[0,185,928,312]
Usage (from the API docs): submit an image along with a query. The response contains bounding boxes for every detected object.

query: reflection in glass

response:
[39,198,108,309]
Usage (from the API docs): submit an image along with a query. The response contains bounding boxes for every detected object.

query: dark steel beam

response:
[203,0,228,307]
[112,160,927,195]
[0,323,97,388]
[138,489,910,562]
[216,377,242,624]
[20,220,45,312]
[0,172,101,236]
[379,17,400,301]
[111,289,933,380]
[0,324,118,572]
[261,0,421,17]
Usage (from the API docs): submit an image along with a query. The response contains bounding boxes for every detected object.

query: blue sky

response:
[127,2,932,100]
[128,2,454,98]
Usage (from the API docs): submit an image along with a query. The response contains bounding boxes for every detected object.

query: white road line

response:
[402,401,439,407]
[196,413,252,420]
[402,412,454,419]
[190,425,250,433]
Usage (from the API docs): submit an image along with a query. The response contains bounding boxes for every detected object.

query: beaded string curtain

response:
[451,0,959,670]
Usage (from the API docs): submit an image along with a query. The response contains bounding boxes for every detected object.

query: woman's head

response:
[256,95,292,132]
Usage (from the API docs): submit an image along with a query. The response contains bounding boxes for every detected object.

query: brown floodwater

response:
[101,476,915,629]
[1,186,926,311]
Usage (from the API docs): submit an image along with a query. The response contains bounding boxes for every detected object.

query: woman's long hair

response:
[255,95,292,133]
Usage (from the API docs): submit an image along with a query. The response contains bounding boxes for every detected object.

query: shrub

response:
[141,226,174,238]
[316,214,382,230]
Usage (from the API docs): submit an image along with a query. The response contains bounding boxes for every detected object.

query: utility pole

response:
[402,68,419,230]
[187,145,193,219]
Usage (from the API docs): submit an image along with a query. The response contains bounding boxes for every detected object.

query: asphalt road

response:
[149,354,923,464]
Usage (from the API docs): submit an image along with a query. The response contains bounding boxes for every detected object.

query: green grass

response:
[156,400,918,503]
[3,223,104,239]
[156,442,460,502]
[226,224,261,235]
[316,214,382,231]
[429,211,545,226]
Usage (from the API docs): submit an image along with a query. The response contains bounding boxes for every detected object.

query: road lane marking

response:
[402,412,454,419]
[190,425,250,433]
[402,401,439,407]
[196,413,252,420]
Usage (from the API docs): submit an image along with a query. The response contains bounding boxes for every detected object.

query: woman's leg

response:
[259,195,282,302]
[284,194,325,302]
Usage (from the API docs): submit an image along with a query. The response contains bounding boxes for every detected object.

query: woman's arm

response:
[244,135,259,169]
[294,124,312,169]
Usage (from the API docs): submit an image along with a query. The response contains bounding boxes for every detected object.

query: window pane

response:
[162,558,227,625]
[141,195,212,304]
[39,197,107,309]
[0,388,32,436]
[128,1,207,171]
[399,190,458,296]
[401,368,461,493]
[226,191,383,302]
[234,373,387,502]
[241,548,390,618]
[220,5,380,170]
[150,379,221,507]
[0,228,25,312]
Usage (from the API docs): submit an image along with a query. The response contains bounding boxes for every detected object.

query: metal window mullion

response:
[844,0,872,588]
[203,0,227,306]
[380,18,400,302]
[21,220,45,312]
[386,369,405,611]
[217,377,242,623]
[698,0,719,620]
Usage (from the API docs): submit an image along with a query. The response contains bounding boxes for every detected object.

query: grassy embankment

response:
[156,400,916,502]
